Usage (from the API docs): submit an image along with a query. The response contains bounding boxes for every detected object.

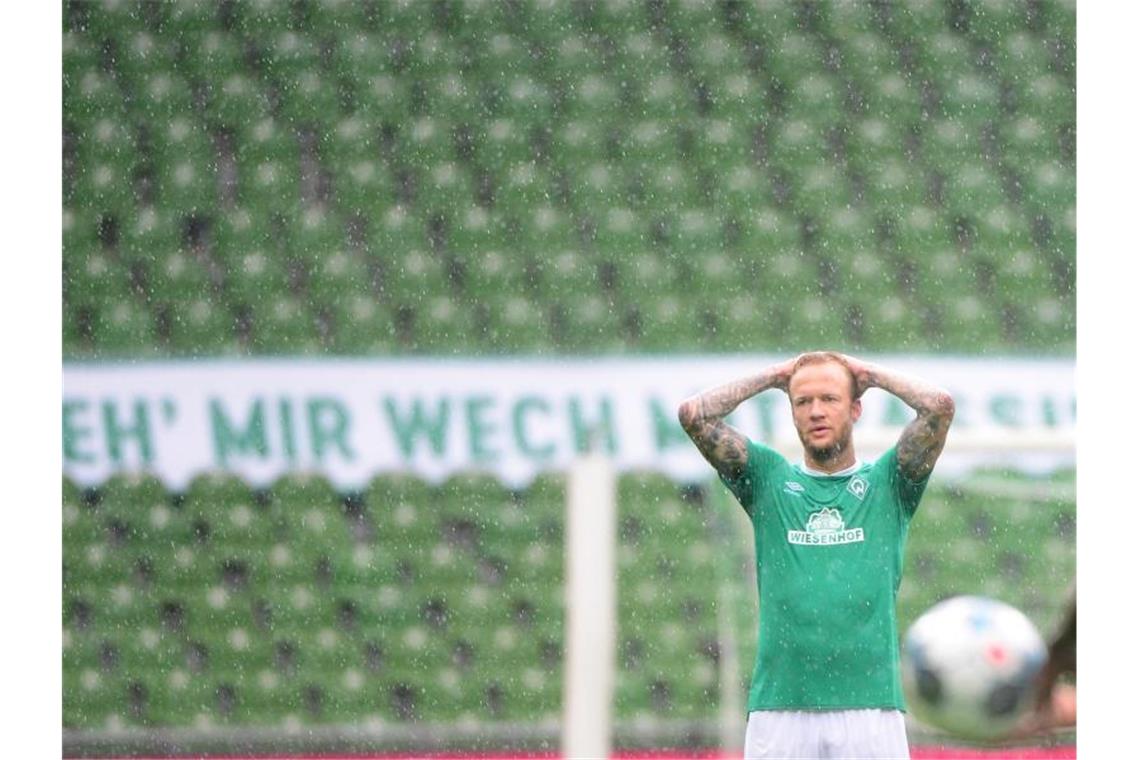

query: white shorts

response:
[744,708,910,759]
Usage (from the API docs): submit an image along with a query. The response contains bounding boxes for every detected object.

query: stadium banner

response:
[62,356,1074,490]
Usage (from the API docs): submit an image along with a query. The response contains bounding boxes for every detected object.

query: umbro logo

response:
[784,481,805,496]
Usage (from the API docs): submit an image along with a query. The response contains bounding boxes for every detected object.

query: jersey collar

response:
[798,460,862,478]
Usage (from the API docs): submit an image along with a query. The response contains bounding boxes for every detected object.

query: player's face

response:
[788,362,862,462]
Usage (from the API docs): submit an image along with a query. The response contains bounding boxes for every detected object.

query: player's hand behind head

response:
[837,353,874,398]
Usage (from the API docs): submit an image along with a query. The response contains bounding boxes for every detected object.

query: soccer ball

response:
[901,595,1047,740]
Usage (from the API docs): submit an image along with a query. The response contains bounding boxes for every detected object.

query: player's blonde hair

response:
[790,351,859,399]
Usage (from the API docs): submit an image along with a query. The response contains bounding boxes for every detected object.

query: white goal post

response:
[563,452,618,759]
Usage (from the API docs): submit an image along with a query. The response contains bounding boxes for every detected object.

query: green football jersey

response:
[721,440,930,712]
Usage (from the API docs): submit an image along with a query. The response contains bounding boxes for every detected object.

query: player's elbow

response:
[933,391,956,422]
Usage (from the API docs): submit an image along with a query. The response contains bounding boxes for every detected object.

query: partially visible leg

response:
[744,710,823,760]
[821,709,909,759]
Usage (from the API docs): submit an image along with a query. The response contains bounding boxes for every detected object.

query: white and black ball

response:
[901,595,1047,740]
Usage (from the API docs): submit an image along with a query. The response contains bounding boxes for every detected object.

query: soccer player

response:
[1013,590,1076,737]
[678,351,955,760]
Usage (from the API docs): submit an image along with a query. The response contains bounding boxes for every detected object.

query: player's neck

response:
[803,447,857,474]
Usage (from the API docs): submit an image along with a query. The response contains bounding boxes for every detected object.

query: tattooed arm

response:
[840,355,956,482]
[677,358,797,481]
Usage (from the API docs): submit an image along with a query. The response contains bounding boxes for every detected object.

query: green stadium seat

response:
[712,165,768,221]
[1021,159,1074,211]
[863,71,925,125]
[592,208,649,258]
[791,162,854,218]
[1000,114,1058,169]
[411,295,474,353]
[967,204,1036,262]
[705,70,765,122]
[634,294,705,352]
[995,30,1051,79]
[155,155,216,214]
[63,236,127,303]
[114,29,179,90]
[234,113,298,178]
[634,70,687,121]
[287,206,344,264]
[221,239,292,311]
[564,161,622,215]
[498,73,555,124]
[733,205,802,255]
[920,117,979,171]
[618,119,676,176]
[689,29,747,83]
[176,28,243,83]
[280,68,343,127]
[248,296,322,354]
[90,299,157,356]
[967,0,1033,46]
[211,205,271,258]
[158,0,221,33]
[148,110,214,167]
[1052,202,1076,260]
[260,29,322,80]
[333,29,390,78]
[885,0,951,42]
[309,245,374,306]
[131,71,196,128]
[848,116,907,168]
[562,72,622,119]
[517,203,575,252]
[667,206,723,258]
[77,110,138,167]
[546,30,596,82]
[480,293,551,354]
[552,294,626,353]
[767,118,829,168]
[416,160,478,215]
[946,291,1007,351]
[941,72,1002,123]
[62,28,98,92]
[892,203,956,253]
[65,66,122,130]
[766,32,827,86]
[638,160,697,214]
[1016,72,1074,126]
[840,31,899,87]
[417,71,477,126]
[398,115,457,167]
[182,473,271,550]
[63,666,125,730]
[332,156,391,218]
[715,291,773,349]
[863,156,927,212]
[940,162,1007,213]
[70,154,140,218]
[382,244,449,305]
[406,28,467,79]
[205,72,272,131]
[352,70,412,125]
[786,72,846,124]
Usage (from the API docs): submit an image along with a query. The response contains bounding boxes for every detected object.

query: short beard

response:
[801,430,852,464]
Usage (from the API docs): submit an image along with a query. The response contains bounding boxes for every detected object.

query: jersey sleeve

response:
[718,439,784,517]
[882,445,931,517]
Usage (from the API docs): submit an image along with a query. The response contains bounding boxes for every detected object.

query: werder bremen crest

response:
[788,507,865,546]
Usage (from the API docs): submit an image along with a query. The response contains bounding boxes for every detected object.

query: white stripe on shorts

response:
[744,708,910,760]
